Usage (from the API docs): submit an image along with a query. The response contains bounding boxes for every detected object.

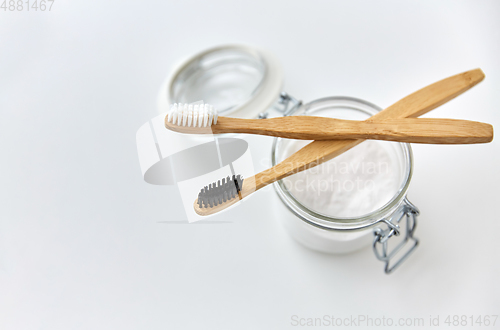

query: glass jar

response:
[272,97,420,273]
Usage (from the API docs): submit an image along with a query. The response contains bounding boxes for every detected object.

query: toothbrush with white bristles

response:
[165,102,493,144]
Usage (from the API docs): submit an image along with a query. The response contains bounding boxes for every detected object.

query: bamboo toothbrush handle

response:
[211,116,493,144]
[250,68,486,191]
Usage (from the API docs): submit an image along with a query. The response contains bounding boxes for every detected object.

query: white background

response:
[1,1,499,329]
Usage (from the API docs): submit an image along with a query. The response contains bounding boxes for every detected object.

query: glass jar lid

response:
[161,44,283,119]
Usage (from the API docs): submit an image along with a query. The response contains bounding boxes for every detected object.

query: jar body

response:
[272,97,416,257]
[275,197,377,254]
[274,187,418,254]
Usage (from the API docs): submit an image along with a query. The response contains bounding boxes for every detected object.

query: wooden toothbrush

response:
[185,69,487,216]
[165,109,493,144]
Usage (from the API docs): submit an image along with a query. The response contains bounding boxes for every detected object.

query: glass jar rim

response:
[271,96,414,231]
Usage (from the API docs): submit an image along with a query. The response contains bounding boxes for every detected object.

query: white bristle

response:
[167,102,218,127]
[212,105,218,125]
[193,105,199,127]
[203,105,209,127]
[166,104,172,123]
[167,109,172,123]
[172,104,178,124]
[198,108,203,127]
[180,104,187,126]
[167,104,174,123]
[188,105,193,127]
[176,110,181,125]
[176,105,182,125]
[208,106,214,126]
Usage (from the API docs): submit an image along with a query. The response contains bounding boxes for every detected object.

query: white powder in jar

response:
[281,140,402,218]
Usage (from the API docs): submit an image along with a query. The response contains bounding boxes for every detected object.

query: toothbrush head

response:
[166,103,218,128]
[197,174,244,209]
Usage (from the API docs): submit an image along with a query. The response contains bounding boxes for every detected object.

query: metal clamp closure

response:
[373,198,419,274]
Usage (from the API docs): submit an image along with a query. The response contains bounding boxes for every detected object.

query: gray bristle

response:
[197,174,244,208]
